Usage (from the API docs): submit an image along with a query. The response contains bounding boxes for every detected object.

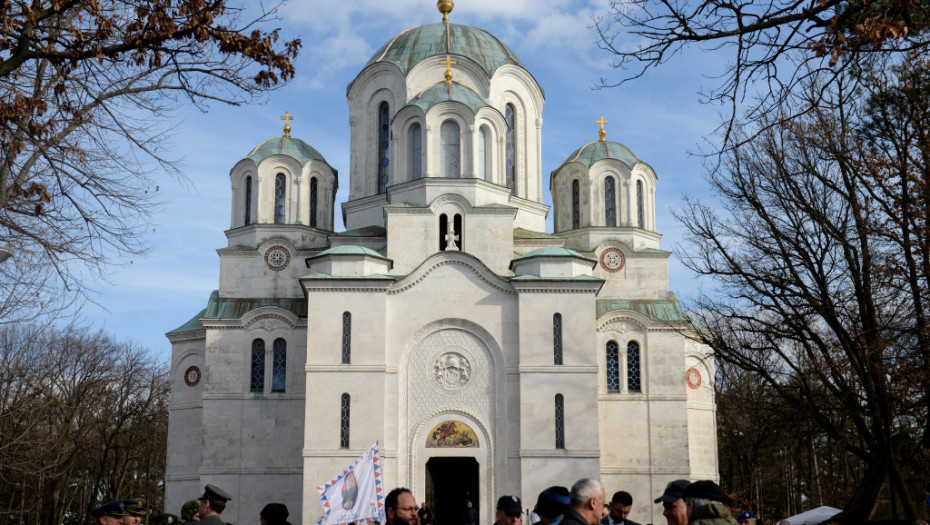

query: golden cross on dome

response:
[441,55,457,85]
[281,111,294,138]
[596,115,609,142]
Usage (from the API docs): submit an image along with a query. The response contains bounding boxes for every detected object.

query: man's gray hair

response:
[685,497,715,512]
[570,478,604,507]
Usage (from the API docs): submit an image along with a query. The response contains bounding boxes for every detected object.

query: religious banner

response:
[317,442,386,525]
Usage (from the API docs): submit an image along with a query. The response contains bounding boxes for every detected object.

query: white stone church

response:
[165,3,718,525]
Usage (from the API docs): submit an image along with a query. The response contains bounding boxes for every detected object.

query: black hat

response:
[497,496,522,515]
[260,503,290,525]
[92,500,126,518]
[124,499,147,517]
[654,480,690,504]
[682,481,729,505]
[151,514,180,525]
[202,484,233,502]
[536,487,570,519]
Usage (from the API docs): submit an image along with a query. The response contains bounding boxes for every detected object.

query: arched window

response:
[341,312,351,364]
[505,104,516,191]
[244,176,252,226]
[272,338,286,393]
[627,341,642,392]
[409,123,422,180]
[571,180,580,230]
[439,214,462,251]
[441,120,460,178]
[309,177,318,228]
[605,176,617,226]
[274,173,286,223]
[250,339,265,393]
[478,126,490,181]
[606,341,620,392]
[340,393,351,449]
[553,313,563,365]
[554,394,565,449]
[637,180,644,228]
[378,102,390,193]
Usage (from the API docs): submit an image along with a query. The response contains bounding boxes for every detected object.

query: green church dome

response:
[558,141,641,171]
[408,83,489,114]
[351,23,525,92]
[246,136,329,166]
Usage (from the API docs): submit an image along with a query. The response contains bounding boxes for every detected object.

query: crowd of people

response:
[90,478,752,525]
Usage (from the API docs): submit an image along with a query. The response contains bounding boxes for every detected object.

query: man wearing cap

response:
[654,480,690,525]
[681,481,737,525]
[260,503,291,525]
[123,498,147,525]
[92,501,127,525]
[181,500,202,524]
[198,484,233,525]
[602,492,639,525]
[152,514,181,525]
[495,496,523,525]
[385,488,419,525]
[737,511,757,525]
[562,479,606,525]
[532,486,570,525]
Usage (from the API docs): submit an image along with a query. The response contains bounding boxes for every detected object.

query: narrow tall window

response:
[274,173,286,223]
[637,180,644,228]
[505,104,516,191]
[378,102,390,193]
[341,312,352,364]
[453,214,463,251]
[605,176,616,226]
[439,214,449,251]
[272,338,286,393]
[244,176,252,226]
[553,313,563,365]
[340,393,351,448]
[250,339,265,393]
[441,120,460,178]
[606,341,620,392]
[572,180,580,230]
[409,123,422,180]
[310,177,318,228]
[478,126,490,181]
[555,394,565,449]
[627,341,642,392]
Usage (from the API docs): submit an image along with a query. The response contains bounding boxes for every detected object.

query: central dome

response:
[365,22,524,77]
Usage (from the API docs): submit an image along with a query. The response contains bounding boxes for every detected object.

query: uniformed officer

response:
[198,485,233,525]
[123,498,147,525]
[152,514,182,525]
[181,500,202,523]
[91,500,127,525]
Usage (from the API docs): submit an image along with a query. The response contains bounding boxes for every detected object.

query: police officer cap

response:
[92,500,126,518]
[202,484,233,502]
[151,514,181,525]
[124,499,147,516]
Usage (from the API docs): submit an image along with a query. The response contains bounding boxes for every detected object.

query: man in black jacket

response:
[601,492,639,525]
[561,479,606,525]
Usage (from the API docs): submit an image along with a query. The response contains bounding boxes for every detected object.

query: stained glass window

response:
[555,394,565,449]
[244,176,252,226]
[628,341,642,392]
[274,173,286,223]
[572,180,580,230]
[605,176,616,226]
[341,312,351,364]
[637,180,644,228]
[409,123,422,179]
[310,177,318,228]
[553,313,563,365]
[441,120,460,178]
[505,104,516,191]
[250,339,265,393]
[272,338,286,393]
[379,102,390,193]
[607,341,620,392]
[340,393,351,449]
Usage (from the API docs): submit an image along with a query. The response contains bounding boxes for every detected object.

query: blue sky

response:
[83,0,724,360]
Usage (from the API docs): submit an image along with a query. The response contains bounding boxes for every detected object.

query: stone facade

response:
[165,8,718,525]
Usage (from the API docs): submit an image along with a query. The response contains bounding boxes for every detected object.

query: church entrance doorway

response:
[424,457,479,525]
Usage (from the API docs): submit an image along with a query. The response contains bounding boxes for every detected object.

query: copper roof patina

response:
[559,140,641,171]
[246,137,329,166]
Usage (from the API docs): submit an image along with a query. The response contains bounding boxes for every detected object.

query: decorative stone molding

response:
[389,252,514,295]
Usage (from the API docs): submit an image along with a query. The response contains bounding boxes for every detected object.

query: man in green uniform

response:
[198,485,233,525]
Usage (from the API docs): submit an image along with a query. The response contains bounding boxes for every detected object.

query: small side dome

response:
[559,141,640,171]
[408,83,489,114]
[247,136,330,167]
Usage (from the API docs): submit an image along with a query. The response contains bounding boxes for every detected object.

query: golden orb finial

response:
[281,111,294,138]
[438,0,454,23]
[596,115,609,142]
[441,55,457,85]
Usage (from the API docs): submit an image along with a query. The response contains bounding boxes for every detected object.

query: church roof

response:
[246,136,330,166]
[512,247,595,263]
[596,293,691,323]
[408,82,489,114]
[558,140,641,171]
[362,22,524,80]
[312,245,388,259]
